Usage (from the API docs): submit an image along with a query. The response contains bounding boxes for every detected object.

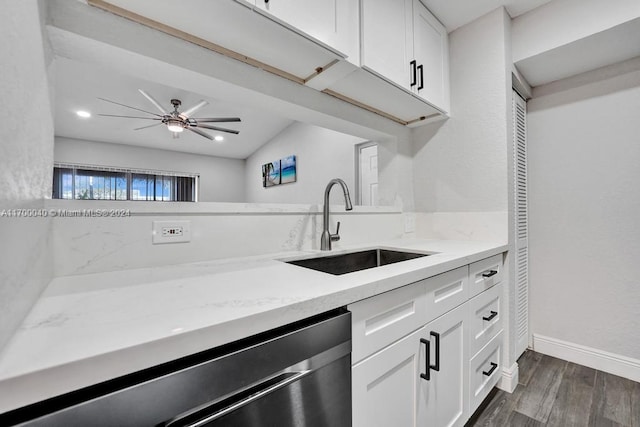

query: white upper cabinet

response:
[327,0,449,124]
[412,0,449,112]
[252,0,359,64]
[88,0,448,126]
[360,0,449,113]
[96,0,347,80]
[361,0,414,91]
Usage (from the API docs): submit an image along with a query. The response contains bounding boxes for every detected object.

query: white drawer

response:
[349,281,427,364]
[468,282,502,357]
[424,266,469,324]
[469,330,503,412]
[469,254,503,298]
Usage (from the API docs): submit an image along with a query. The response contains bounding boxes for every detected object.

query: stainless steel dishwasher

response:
[3,309,352,427]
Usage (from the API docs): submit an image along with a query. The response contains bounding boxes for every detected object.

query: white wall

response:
[245,122,366,205]
[0,1,54,351]
[55,137,246,202]
[528,62,640,362]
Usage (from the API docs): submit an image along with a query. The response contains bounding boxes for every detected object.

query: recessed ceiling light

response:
[76,110,91,118]
[214,135,224,141]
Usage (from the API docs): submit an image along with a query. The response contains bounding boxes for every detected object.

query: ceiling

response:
[54,57,295,159]
[421,0,553,32]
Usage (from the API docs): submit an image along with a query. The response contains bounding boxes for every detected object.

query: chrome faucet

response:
[321,178,353,251]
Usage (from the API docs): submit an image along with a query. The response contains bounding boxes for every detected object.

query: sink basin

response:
[286,248,431,275]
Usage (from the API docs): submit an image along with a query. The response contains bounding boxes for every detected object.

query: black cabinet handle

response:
[420,338,430,380]
[429,332,440,372]
[482,270,498,278]
[482,311,498,321]
[483,362,498,377]
[410,60,417,87]
[417,64,424,90]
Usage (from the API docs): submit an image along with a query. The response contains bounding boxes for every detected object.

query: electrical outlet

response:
[404,213,416,233]
[153,221,191,244]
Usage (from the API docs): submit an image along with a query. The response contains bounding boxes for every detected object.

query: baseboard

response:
[497,361,519,393]
[533,334,640,383]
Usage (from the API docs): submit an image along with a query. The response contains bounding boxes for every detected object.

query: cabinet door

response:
[254,0,359,61]
[352,327,427,427]
[418,304,468,427]
[349,280,427,364]
[412,0,449,112]
[361,0,414,90]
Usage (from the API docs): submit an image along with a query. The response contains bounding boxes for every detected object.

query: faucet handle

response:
[331,221,341,242]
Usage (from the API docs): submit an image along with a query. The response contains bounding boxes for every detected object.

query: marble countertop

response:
[0,238,507,413]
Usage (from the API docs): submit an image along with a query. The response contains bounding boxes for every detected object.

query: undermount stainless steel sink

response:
[285,248,431,275]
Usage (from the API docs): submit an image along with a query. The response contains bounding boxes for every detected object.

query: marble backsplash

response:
[416,211,508,243]
[48,201,406,277]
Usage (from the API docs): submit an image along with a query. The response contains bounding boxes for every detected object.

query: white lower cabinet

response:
[419,304,468,427]
[353,327,425,427]
[349,254,505,426]
[469,331,503,410]
[353,304,467,427]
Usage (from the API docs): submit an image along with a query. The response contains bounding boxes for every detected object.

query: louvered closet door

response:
[513,90,529,358]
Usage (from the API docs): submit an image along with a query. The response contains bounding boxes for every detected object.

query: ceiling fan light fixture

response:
[166,120,184,133]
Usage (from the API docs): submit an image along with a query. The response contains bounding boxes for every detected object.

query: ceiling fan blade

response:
[98,97,163,117]
[134,122,163,131]
[98,114,162,120]
[187,127,214,140]
[181,100,209,117]
[138,89,169,115]
[194,123,240,134]
[190,117,241,123]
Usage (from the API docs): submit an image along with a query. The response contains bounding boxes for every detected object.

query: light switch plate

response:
[152,220,191,244]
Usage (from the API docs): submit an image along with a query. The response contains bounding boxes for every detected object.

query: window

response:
[52,164,198,202]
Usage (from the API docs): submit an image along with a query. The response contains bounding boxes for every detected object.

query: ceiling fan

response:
[98,89,241,140]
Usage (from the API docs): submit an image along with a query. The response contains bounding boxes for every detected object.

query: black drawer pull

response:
[429,332,440,372]
[483,362,498,377]
[482,270,498,278]
[482,311,498,321]
[417,64,424,90]
[410,60,417,87]
[420,338,430,381]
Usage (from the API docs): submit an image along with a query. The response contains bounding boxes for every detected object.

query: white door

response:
[412,0,449,111]
[418,304,468,427]
[352,327,427,427]
[513,90,529,357]
[254,0,358,59]
[361,0,414,90]
[358,143,378,206]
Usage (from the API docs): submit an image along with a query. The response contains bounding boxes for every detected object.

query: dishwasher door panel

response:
[5,310,352,427]
[183,355,351,427]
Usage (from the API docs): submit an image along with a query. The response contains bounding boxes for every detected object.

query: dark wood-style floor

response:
[467,351,640,427]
